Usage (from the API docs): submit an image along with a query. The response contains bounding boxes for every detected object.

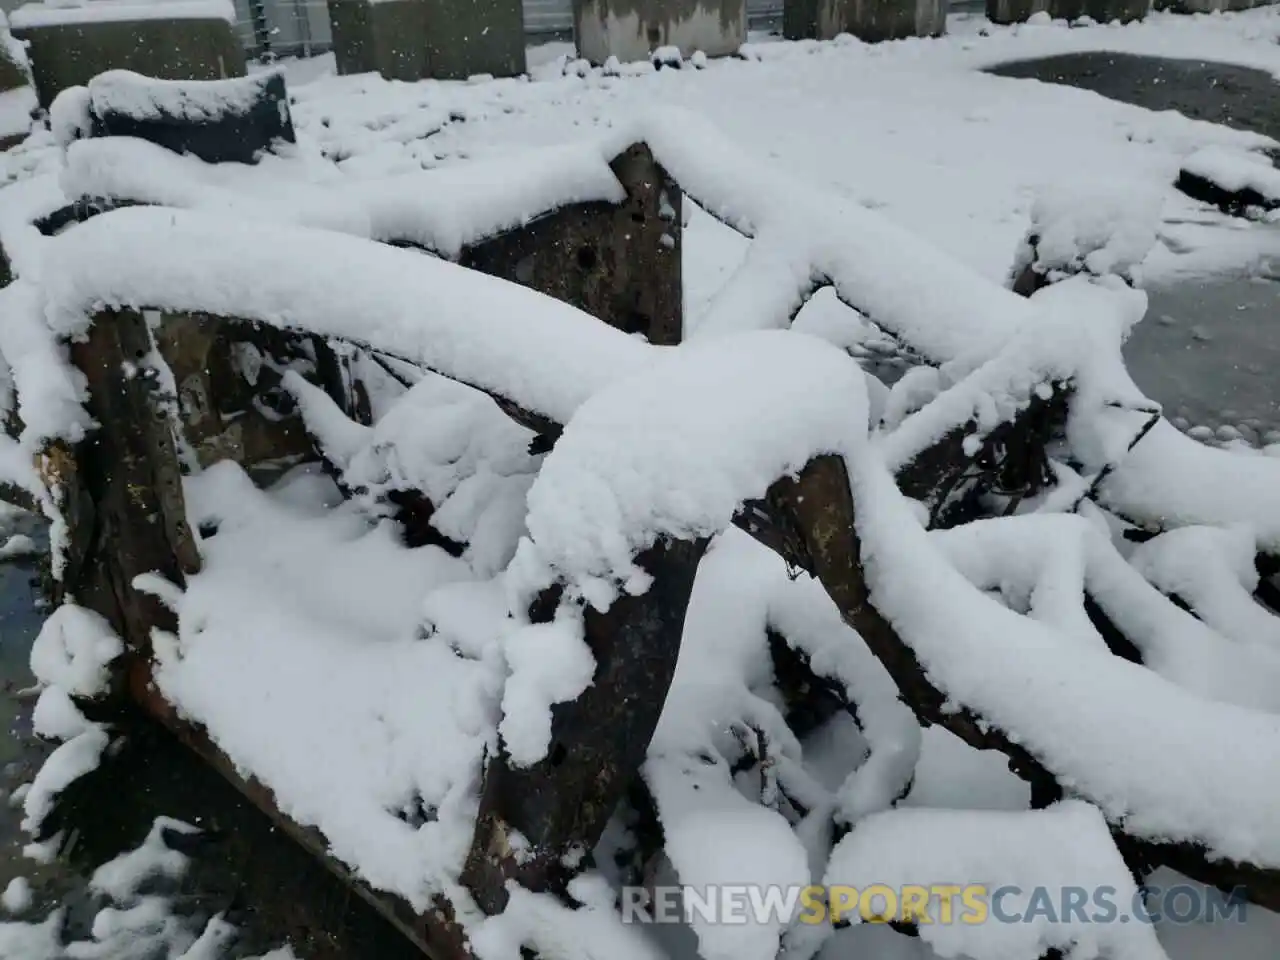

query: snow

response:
[31,685,95,739]
[21,724,109,833]
[3,10,1280,958]
[0,821,301,960]
[878,276,1147,476]
[284,369,541,576]
[1181,146,1280,204]
[48,86,90,148]
[0,87,35,145]
[513,330,867,609]
[150,461,495,906]
[1,877,33,914]
[1024,180,1163,282]
[86,69,284,123]
[1129,524,1280,650]
[0,532,37,557]
[643,107,1027,363]
[824,801,1170,960]
[499,617,595,766]
[767,567,921,824]
[8,0,236,29]
[1100,420,1280,552]
[934,512,1280,712]
[851,432,1280,870]
[37,206,655,427]
[658,801,809,960]
[176,915,238,960]
[90,816,200,900]
[29,603,122,697]
[58,134,628,257]
[470,881,665,960]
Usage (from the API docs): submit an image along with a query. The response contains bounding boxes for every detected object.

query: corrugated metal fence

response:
[232,0,785,58]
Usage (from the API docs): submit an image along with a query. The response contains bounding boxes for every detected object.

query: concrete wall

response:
[573,0,745,64]
[11,16,246,110]
[785,0,943,41]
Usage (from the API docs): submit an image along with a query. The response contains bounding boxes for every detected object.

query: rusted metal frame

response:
[460,536,709,915]
[459,144,683,349]
[754,454,1280,912]
[893,385,1069,530]
[61,310,200,687]
[58,307,475,958]
[129,671,475,960]
[46,141,687,946]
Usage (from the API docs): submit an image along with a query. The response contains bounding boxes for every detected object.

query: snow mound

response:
[1026,180,1163,281]
[1181,146,1280,205]
[513,330,868,609]
[86,69,281,123]
[825,801,1170,960]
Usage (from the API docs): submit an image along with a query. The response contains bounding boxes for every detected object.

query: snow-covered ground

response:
[2,7,1280,960]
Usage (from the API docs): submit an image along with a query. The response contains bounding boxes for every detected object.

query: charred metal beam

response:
[461,536,708,914]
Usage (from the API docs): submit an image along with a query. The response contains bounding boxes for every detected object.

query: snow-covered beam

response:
[53,136,680,346]
[38,206,657,431]
[55,69,297,166]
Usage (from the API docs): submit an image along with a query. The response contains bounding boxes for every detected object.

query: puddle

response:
[988,52,1280,143]
[1127,274,1280,446]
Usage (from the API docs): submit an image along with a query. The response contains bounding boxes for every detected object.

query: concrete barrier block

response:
[1153,0,1269,13]
[10,0,245,111]
[422,0,526,79]
[573,0,745,65]
[784,0,944,42]
[328,0,429,81]
[330,0,526,82]
[988,0,1148,21]
[0,27,30,93]
[85,70,295,164]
